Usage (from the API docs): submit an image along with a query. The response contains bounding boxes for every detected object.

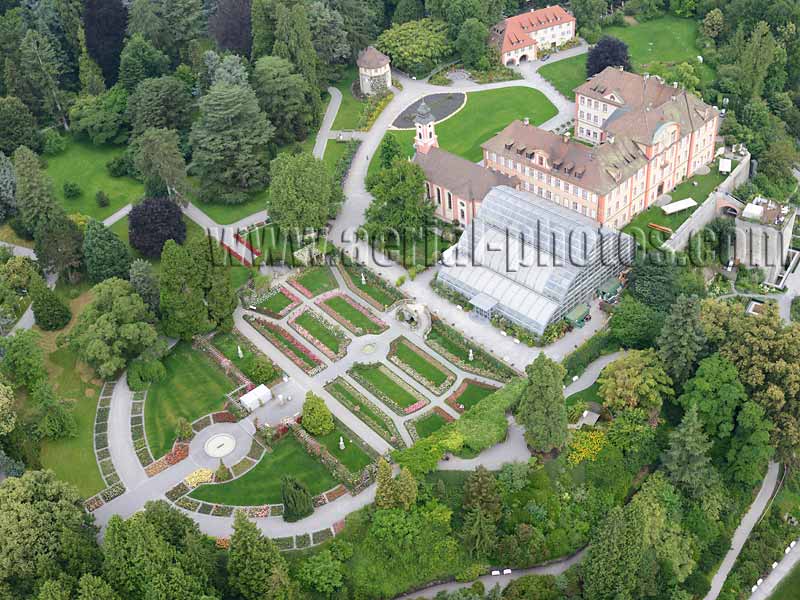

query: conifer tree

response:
[662,405,718,499]
[0,151,16,222]
[281,476,313,522]
[516,352,567,452]
[301,392,334,436]
[374,457,396,509]
[228,511,294,600]
[461,508,497,559]
[159,240,210,340]
[83,220,131,283]
[658,294,707,386]
[129,259,160,314]
[463,466,502,522]
[394,467,418,510]
[30,276,71,331]
[12,146,62,237]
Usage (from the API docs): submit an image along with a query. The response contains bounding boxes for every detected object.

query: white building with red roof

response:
[490,5,576,66]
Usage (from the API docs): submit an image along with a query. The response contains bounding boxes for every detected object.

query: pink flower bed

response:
[315,291,388,334]
[247,505,270,518]
[212,411,237,424]
[404,399,429,415]
[288,307,348,361]
[254,286,302,319]
[288,278,313,298]
[245,315,324,375]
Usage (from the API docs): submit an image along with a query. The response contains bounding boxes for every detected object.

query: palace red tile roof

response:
[491,5,575,54]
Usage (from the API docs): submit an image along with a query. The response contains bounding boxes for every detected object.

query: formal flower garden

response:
[288,266,338,298]
[445,380,500,414]
[325,377,406,448]
[337,262,406,311]
[405,406,455,442]
[244,315,326,375]
[288,306,350,361]
[348,362,430,415]
[388,336,456,395]
[316,290,388,335]
[250,286,302,318]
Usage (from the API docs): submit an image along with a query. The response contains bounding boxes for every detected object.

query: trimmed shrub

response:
[95,191,110,207]
[63,182,82,199]
[128,197,186,258]
[30,277,71,330]
[282,476,314,522]
[127,358,166,391]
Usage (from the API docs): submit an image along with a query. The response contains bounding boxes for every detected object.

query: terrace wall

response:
[665,152,751,252]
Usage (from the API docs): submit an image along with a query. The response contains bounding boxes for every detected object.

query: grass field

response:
[450,382,497,411]
[565,382,602,409]
[46,138,145,220]
[325,378,399,444]
[258,290,294,314]
[315,424,373,473]
[349,363,423,410]
[341,264,403,308]
[392,338,451,387]
[294,310,344,354]
[294,267,337,296]
[413,412,447,439]
[623,159,729,250]
[540,16,715,98]
[189,434,336,505]
[145,342,235,458]
[332,67,365,131]
[427,318,517,382]
[191,187,267,225]
[211,332,277,383]
[323,296,384,334]
[323,140,349,172]
[383,87,557,163]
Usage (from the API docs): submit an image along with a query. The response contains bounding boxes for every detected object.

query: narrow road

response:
[749,539,800,599]
[313,86,343,160]
[704,461,781,600]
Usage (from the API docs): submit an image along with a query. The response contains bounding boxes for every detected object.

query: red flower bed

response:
[165,442,189,465]
[333,519,346,534]
[212,411,237,424]
[287,278,313,298]
[325,484,348,503]
[433,406,456,423]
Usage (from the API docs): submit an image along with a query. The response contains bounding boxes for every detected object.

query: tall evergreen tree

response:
[209,0,252,56]
[127,77,192,137]
[461,507,497,559]
[252,55,312,144]
[267,152,335,232]
[117,33,169,92]
[658,294,707,386]
[127,0,204,65]
[129,259,160,315]
[76,574,121,600]
[726,401,774,487]
[374,457,396,509]
[516,352,567,452]
[131,128,188,201]
[272,2,321,124]
[77,27,105,96]
[228,511,294,600]
[662,405,718,499]
[0,96,40,155]
[33,380,77,439]
[250,0,278,59]
[83,0,128,85]
[189,80,274,203]
[159,240,210,340]
[463,466,502,522]
[30,276,71,331]
[34,212,83,281]
[83,220,131,283]
[12,146,62,237]
[281,476,313,522]
[13,30,67,127]
[394,467,418,510]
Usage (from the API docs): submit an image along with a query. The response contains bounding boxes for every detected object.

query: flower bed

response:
[425,317,518,382]
[287,277,313,298]
[145,441,189,477]
[244,315,325,375]
[313,528,334,545]
[315,291,388,336]
[250,286,302,318]
[405,407,454,443]
[192,415,213,432]
[95,381,123,487]
[288,306,350,361]
[337,263,405,311]
[324,377,405,448]
[84,495,104,512]
[445,379,500,414]
[100,483,126,502]
[325,484,348,502]
[388,336,456,396]
[348,362,429,416]
[212,411,237,424]
[166,482,190,501]
[176,497,200,511]
[247,505,271,518]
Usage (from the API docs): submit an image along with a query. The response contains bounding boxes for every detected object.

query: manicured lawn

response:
[211,332,277,383]
[414,412,447,439]
[294,310,343,354]
[325,378,401,445]
[565,382,602,409]
[190,183,267,225]
[451,382,497,411]
[46,138,145,220]
[324,296,383,334]
[189,434,336,505]
[427,318,517,382]
[379,231,453,269]
[316,425,373,473]
[258,290,294,314]
[393,338,450,387]
[384,87,557,162]
[294,266,337,296]
[341,263,403,308]
[350,363,422,409]
[39,348,105,498]
[540,17,715,99]
[539,54,589,98]
[262,323,319,368]
[623,159,729,250]
[323,140,349,172]
[332,67,364,130]
[771,562,800,599]
[145,342,235,458]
